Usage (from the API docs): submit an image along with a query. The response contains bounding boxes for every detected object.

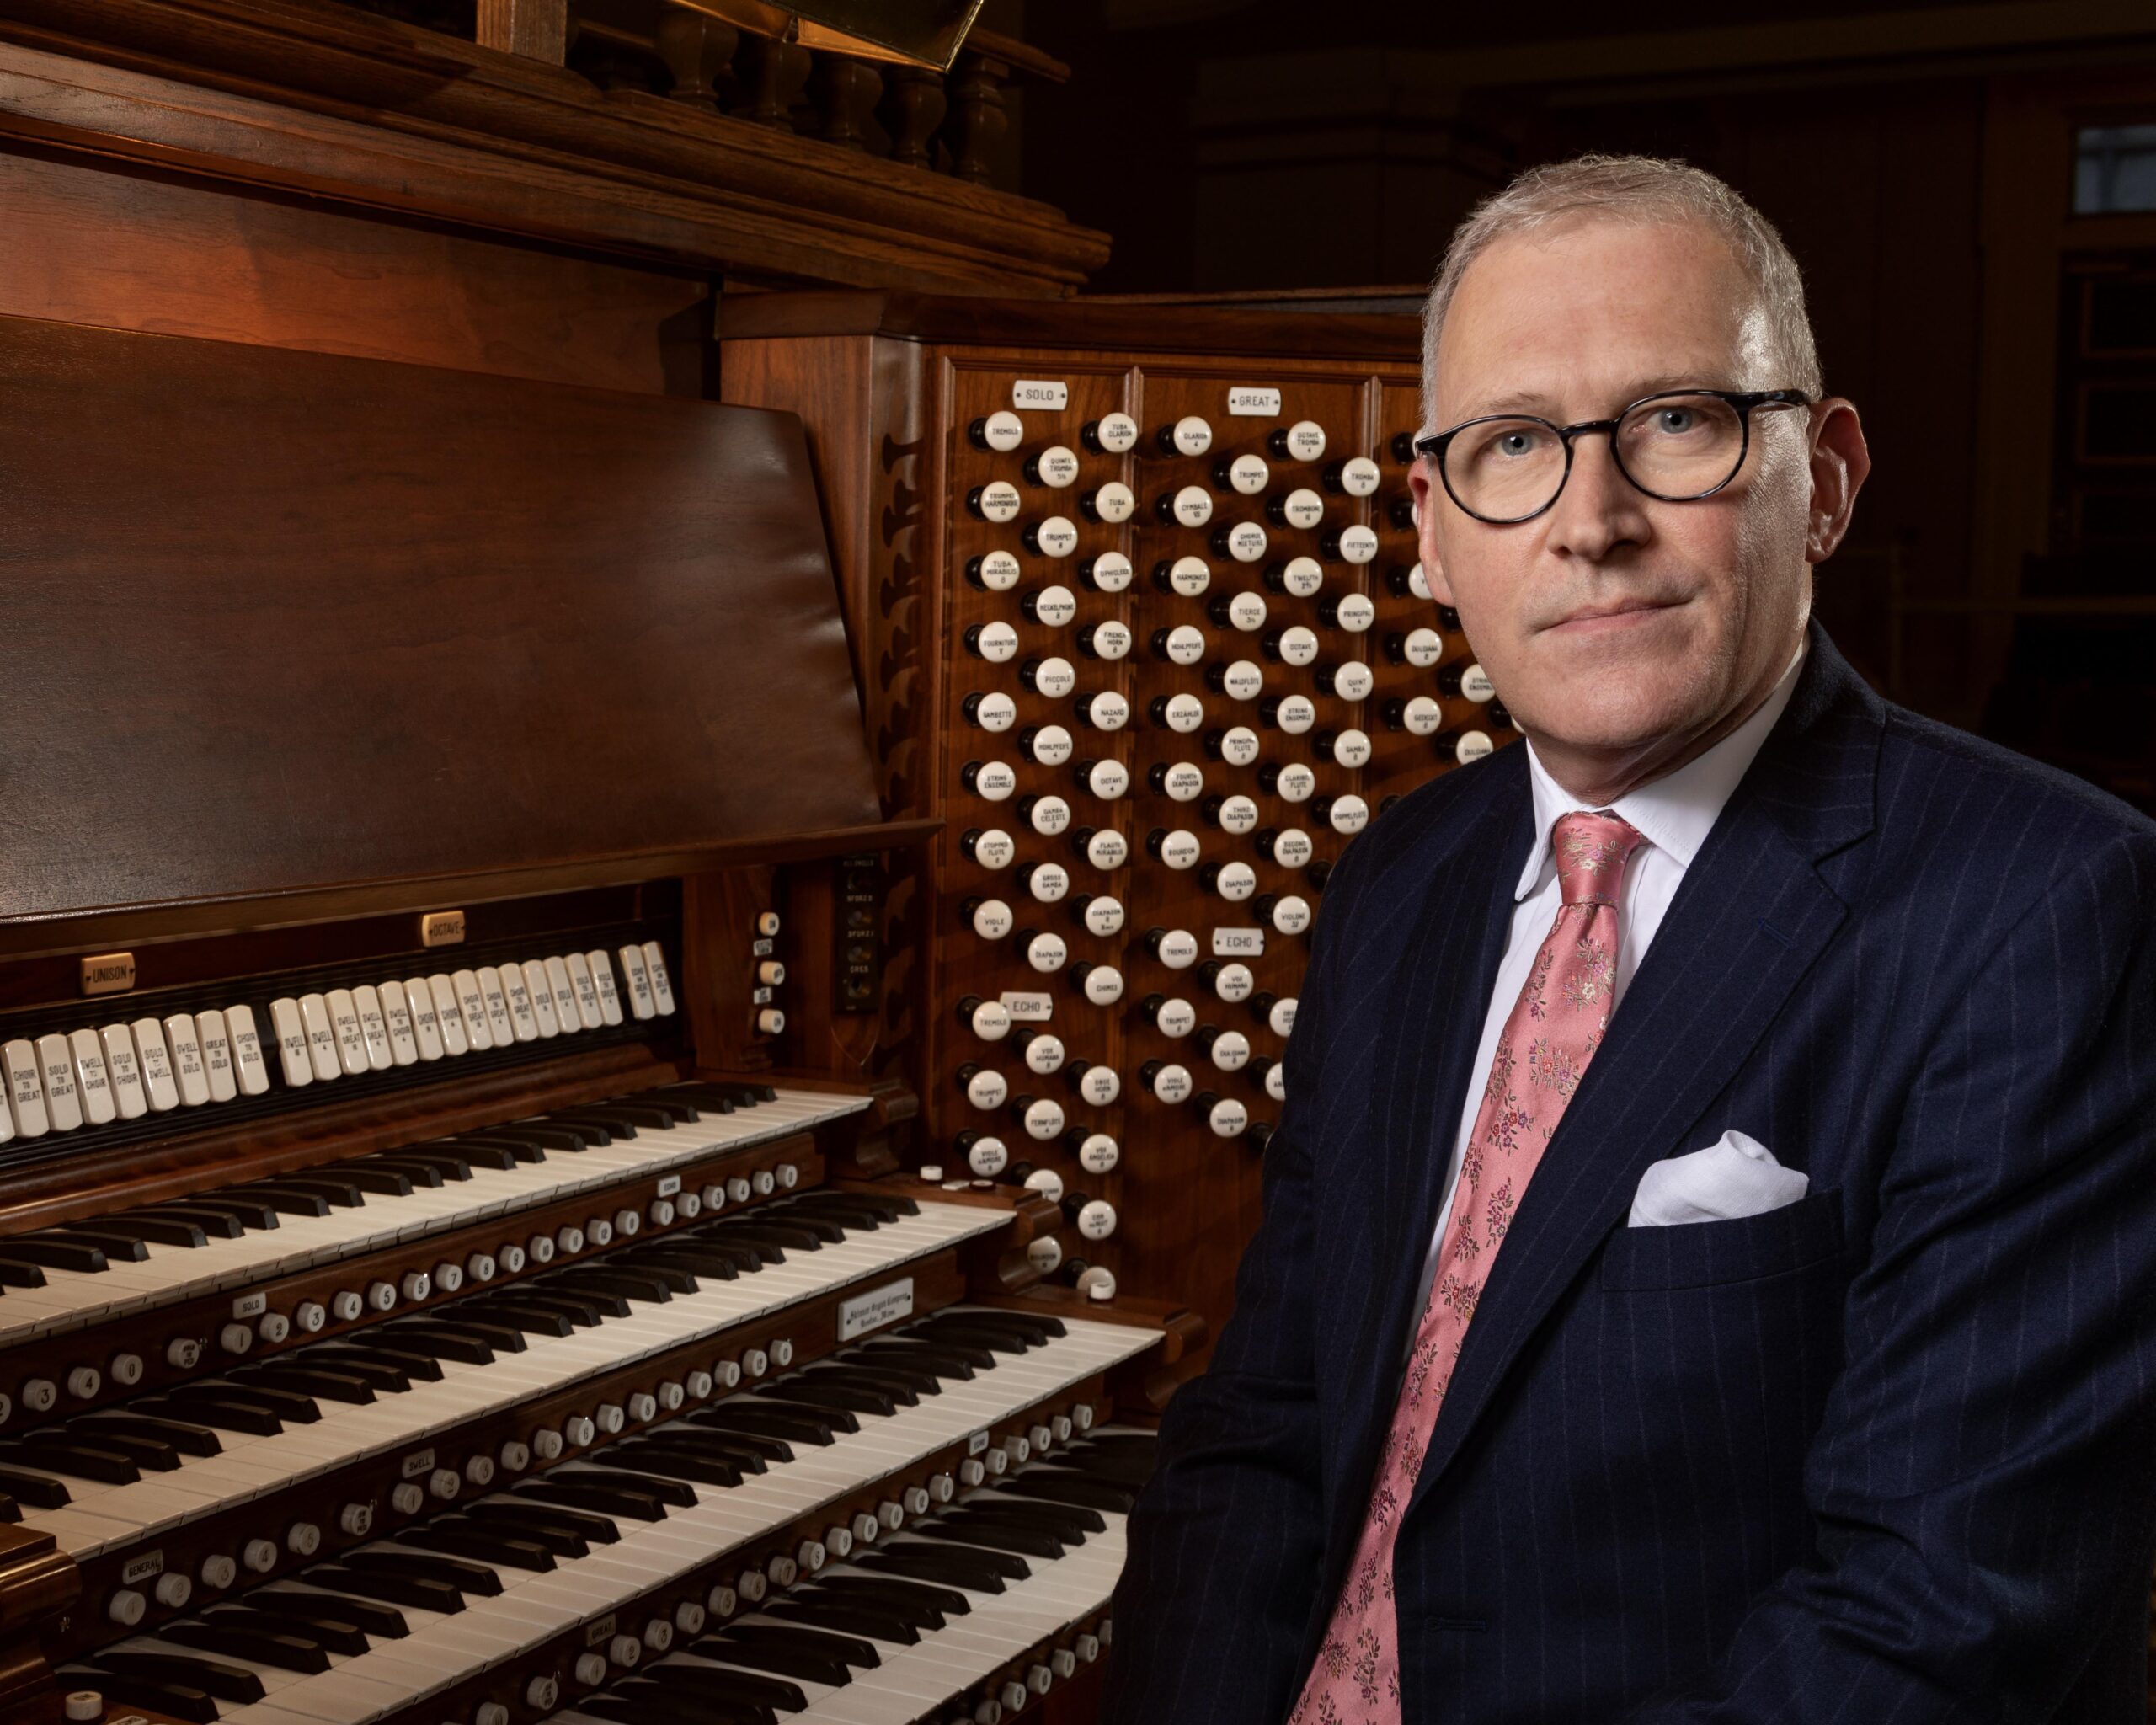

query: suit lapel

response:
[1404,620,1883,1514]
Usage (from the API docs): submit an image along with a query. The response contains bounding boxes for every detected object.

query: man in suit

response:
[1102,153,2156,1723]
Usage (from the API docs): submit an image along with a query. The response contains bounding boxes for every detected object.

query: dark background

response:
[993,0,2156,813]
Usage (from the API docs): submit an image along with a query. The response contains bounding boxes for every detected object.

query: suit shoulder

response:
[1874,700,2156,873]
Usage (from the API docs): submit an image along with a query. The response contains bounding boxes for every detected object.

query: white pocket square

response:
[1627,1129,1808,1228]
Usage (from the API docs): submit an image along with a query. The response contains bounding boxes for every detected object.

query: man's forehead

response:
[1436,216,1769,417]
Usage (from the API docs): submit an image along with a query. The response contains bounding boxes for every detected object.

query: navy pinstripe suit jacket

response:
[1103,620,2156,1723]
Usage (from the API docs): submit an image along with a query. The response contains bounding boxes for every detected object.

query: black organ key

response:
[241,1365,376,1405]
[685,1402,839,1445]
[965,1493,1102,1537]
[303,1562,466,1613]
[545,1108,640,1139]
[255,1586,409,1639]
[671,1424,791,1467]
[0,1492,19,1521]
[3,1237,112,1272]
[300,1350,413,1392]
[723,1220,826,1254]
[338,1546,504,1596]
[857,1338,989,1377]
[87,1648,265,1703]
[367,1153,465,1184]
[629,1244,740,1282]
[509,1475,670,1521]
[249,1175,366,1209]
[77,1412,221,1455]
[402,1316,524,1355]
[552,1264,683,1301]
[147,1198,269,1233]
[556,1465,698,1509]
[49,1226,152,1262]
[755,1208,849,1245]
[915,1517,1063,1559]
[462,1497,616,1549]
[143,1391,282,1436]
[232,1184,335,1217]
[573,1686,773,1725]
[637,1660,806,1712]
[93,1213,211,1248]
[596,1445,744,1489]
[158,1617,333,1673]
[705,1620,881,1674]
[394,1519,558,1571]
[205,1601,371,1656]
[371,1323,494,1365]
[995,1468,1134,1514]
[430,1139,524,1172]
[0,1256,48,1287]
[323,1341,443,1382]
[458,1299,577,1338]
[53,1427,183,1471]
[765,1593,921,1644]
[862,1540,1027,1588]
[754,1376,895,1418]
[810,1571,971,1623]
[198,1380,320,1423]
[1,1435,139,1484]
[814,1360,937,1400]
[0,1465,69,1507]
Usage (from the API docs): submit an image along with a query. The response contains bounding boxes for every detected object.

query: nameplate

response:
[401,1447,435,1480]
[999,992,1053,1021]
[656,1175,681,1198]
[232,1290,268,1319]
[1228,386,1282,416]
[1011,379,1069,411]
[968,1429,990,1456]
[121,1549,163,1584]
[420,910,467,948]
[1212,927,1264,957]
[584,1614,616,1648]
[836,1277,915,1341]
[81,951,137,997]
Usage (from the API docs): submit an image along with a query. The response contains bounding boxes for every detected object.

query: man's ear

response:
[1805,398,1871,565]
[1408,460,1460,606]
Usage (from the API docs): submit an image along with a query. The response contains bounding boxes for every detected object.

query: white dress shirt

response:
[1404,638,1810,1353]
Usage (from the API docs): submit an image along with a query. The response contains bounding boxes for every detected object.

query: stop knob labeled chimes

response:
[720,293,1518,1353]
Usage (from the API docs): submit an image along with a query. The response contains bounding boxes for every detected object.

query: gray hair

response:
[1420,153,1823,433]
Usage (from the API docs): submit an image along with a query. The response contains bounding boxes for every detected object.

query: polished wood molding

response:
[0,1525,77,1725]
[0,9,1108,291]
[478,0,566,64]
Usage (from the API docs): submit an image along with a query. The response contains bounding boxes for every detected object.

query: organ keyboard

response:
[0,312,1199,1725]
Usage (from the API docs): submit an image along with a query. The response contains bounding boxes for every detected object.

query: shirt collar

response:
[1514,635,1809,902]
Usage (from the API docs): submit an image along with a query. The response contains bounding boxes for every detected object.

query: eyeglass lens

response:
[1444,393,1749,521]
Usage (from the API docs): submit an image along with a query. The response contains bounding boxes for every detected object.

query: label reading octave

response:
[1228,386,1283,416]
[1000,992,1054,1021]
[1012,379,1070,411]
[836,1277,915,1341]
[1212,927,1264,957]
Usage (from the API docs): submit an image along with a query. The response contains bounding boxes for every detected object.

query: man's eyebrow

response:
[1444,373,1726,425]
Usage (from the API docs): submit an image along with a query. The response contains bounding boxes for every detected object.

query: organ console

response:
[718,291,1520,1369]
[0,311,1200,1725]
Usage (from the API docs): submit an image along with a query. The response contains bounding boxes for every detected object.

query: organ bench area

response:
[0,313,1200,1725]
[719,293,1521,1342]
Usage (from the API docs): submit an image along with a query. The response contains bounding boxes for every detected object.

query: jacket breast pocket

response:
[1599,1187,1844,1292]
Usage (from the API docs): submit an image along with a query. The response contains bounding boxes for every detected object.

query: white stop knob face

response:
[1088,483,1135,525]
[975,480,1020,522]
[1329,793,1371,835]
[1158,761,1205,800]
[1273,694,1317,734]
[1078,1132,1120,1173]
[1218,726,1262,766]
[1087,622,1133,661]
[1208,1028,1251,1071]
[1083,760,1130,798]
[967,1134,1007,1176]
[1212,962,1257,1002]
[1029,1234,1064,1273]
[1154,998,1198,1039]
[1161,624,1207,666]
[1092,412,1138,452]
[1028,724,1074,766]
[971,760,1017,801]
[1025,932,1067,973]
[1023,1167,1066,1203]
[1267,1061,1289,1102]
[1281,488,1324,530]
[1082,692,1131,733]
[979,409,1023,451]
[1275,624,1319,665]
[1170,414,1213,456]
[973,620,1018,663]
[1214,861,1258,901]
[1030,585,1077,627]
[1402,626,1444,667]
[1150,1063,1193,1103]
[1460,662,1497,701]
[1270,895,1313,936]
[1336,524,1379,563]
[1274,762,1316,803]
[1081,965,1124,1006]
[1083,895,1126,936]
[1279,555,1324,597]
[1159,693,1206,734]
[1285,419,1326,461]
[1025,862,1070,904]
[1020,1097,1065,1140]
[1269,995,1300,1037]
[969,998,1011,1039]
[969,828,1016,870]
[1338,456,1381,496]
[1088,549,1134,590]
[971,899,1013,939]
[1214,794,1259,836]
[1165,554,1210,596]
[1023,1033,1065,1074]
[1025,795,1070,836]
[1223,521,1268,563]
[1450,729,1495,764]
[1401,696,1444,736]
[1226,453,1270,494]
[965,1067,1009,1109]
[975,549,1021,591]
[1267,829,1314,868]
[1332,594,1377,634]
[1033,515,1078,556]
[972,691,1017,732]
[1155,927,1200,968]
[1033,446,1079,487]
[1208,1096,1251,1137]
[1226,590,1268,631]
[1331,728,1374,768]
[1076,1065,1121,1106]
[1406,561,1433,600]
[1171,485,1214,528]
[1084,830,1129,870]
[1076,1199,1118,1240]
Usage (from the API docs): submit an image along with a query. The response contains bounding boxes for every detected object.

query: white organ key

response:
[162,1008,211,1103]
[297,994,343,1081]
[376,982,419,1066]
[403,977,446,1060]
[195,1009,240,1102]
[426,975,470,1056]
[36,1033,82,1132]
[499,965,541,1042]
[101,1025,148,1120]
[323,991,370,1077]
[640,942,678,1016]
[542,957,584,1033]
[226,1004,272,1096]
[350,986,393,1073]
[476,967,518,1046]
[565,953,605,1028]
[5,1039,48,1139]
[584,951,626,1027]
[67,1028,115,1127]
[451,971,494,1052]
[524,961,562,1038]
[616,948,655,1017]
[133,1016,183,1108]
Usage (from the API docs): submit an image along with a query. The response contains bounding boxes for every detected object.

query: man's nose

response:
[1544,431,1652,562]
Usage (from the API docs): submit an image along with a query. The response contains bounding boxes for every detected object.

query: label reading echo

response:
[1228,386,1283,416]
[1001,992,1054,1021]
[1012,380,1070,411]
[1212,927,1264,957]
[837,1277,915,1340]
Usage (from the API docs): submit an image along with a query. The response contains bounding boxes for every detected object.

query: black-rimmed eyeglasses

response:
[1411,387,1812,525]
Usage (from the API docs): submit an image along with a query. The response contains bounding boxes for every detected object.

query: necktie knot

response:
[1552,810,1645,908]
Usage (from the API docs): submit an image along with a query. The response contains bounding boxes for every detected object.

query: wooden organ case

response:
[719,291,1521,1365]
[0,315,1197,1725]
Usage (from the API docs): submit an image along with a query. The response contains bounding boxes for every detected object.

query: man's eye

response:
[1656,409,1699,434]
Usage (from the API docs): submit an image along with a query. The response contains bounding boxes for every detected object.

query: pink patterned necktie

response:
[1290,809,1646,1725]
